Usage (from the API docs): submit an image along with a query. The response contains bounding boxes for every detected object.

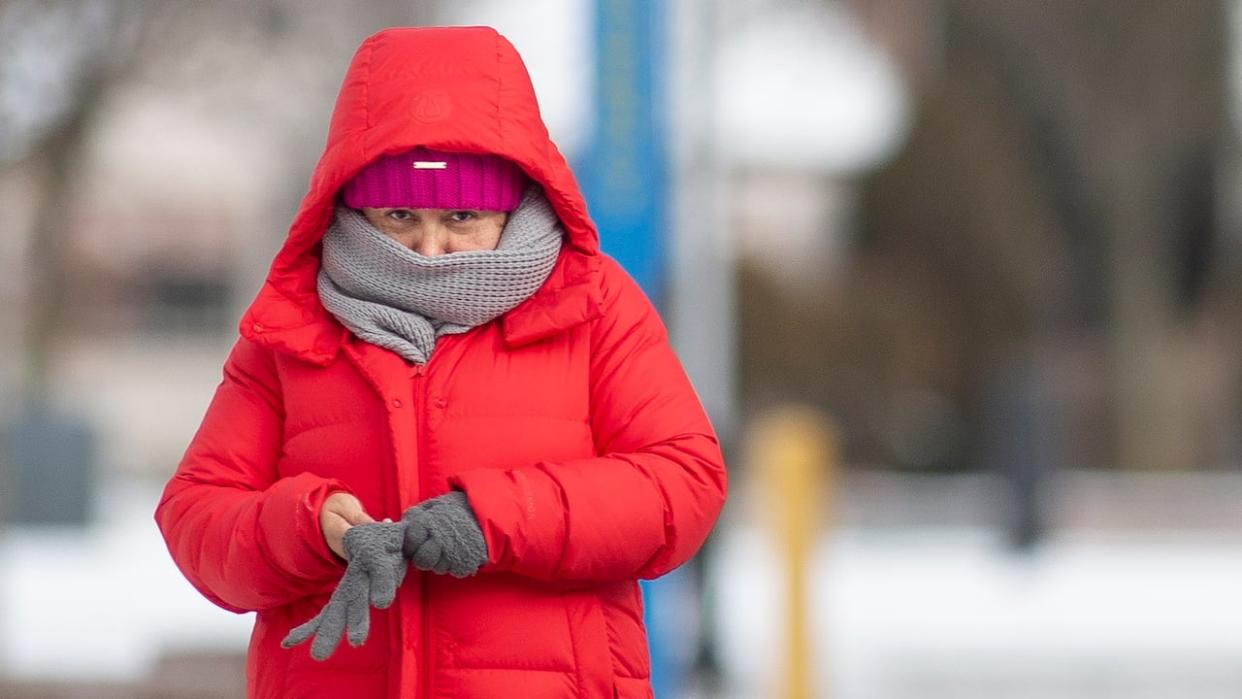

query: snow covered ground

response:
[715,526,1242,699]
[0,480,252,682]
[3,478,1242,698]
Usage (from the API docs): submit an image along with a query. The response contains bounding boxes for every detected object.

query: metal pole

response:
[666,0,736,692]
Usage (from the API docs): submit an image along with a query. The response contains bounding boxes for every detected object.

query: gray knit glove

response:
[401,491,488,578]
[281,521,407,661]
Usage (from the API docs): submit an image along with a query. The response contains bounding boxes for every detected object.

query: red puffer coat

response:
[154,25,727,699]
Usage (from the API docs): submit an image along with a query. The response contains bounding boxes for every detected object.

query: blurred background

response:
[3,0,1242,697]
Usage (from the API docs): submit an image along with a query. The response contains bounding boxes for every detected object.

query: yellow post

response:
[749,406,839,699]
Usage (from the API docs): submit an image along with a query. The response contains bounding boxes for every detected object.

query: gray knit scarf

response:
[317,184,563,364]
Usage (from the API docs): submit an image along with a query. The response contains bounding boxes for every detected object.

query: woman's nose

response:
[413,227,448,256]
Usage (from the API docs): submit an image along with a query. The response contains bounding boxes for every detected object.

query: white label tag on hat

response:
[412,161,448,169]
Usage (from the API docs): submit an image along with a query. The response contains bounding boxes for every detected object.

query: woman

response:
[154,25,726,699]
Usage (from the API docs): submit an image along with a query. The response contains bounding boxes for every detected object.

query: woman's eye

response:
[387,210,414,221]
[448,210,477,223]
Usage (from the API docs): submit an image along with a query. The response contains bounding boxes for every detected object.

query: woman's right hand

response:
[320,492,376,560]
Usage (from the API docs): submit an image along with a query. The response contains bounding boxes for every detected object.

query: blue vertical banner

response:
[580,0,667,303]
[578,0,675,696]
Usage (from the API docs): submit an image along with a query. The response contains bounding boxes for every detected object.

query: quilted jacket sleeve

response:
[449,258,728,582]
[154,337,352,613]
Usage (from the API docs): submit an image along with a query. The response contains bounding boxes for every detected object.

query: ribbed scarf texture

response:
[317,184,563,364]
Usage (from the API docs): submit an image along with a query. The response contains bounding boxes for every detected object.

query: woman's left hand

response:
[401,491,488,578]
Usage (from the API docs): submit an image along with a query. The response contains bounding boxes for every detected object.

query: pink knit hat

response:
[341,147,528,211]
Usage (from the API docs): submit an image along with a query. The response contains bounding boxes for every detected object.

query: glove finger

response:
[448,556,476,579]
[343,524,374,561]
[309,578,356,661]
[309,601,346,661]
[394,555,409,588]
[281,608,324,648]
[438,544,459,576]
[429,558,448,577]
[346,575,372,647]
[412,538,443,570]
[369,554,404,608]
[402,519,430,558]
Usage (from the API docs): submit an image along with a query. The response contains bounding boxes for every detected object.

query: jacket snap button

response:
[391,398,402,408]
[252,322,264,333]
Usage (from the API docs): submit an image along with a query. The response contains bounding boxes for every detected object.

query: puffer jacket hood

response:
[239,26,602,365]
